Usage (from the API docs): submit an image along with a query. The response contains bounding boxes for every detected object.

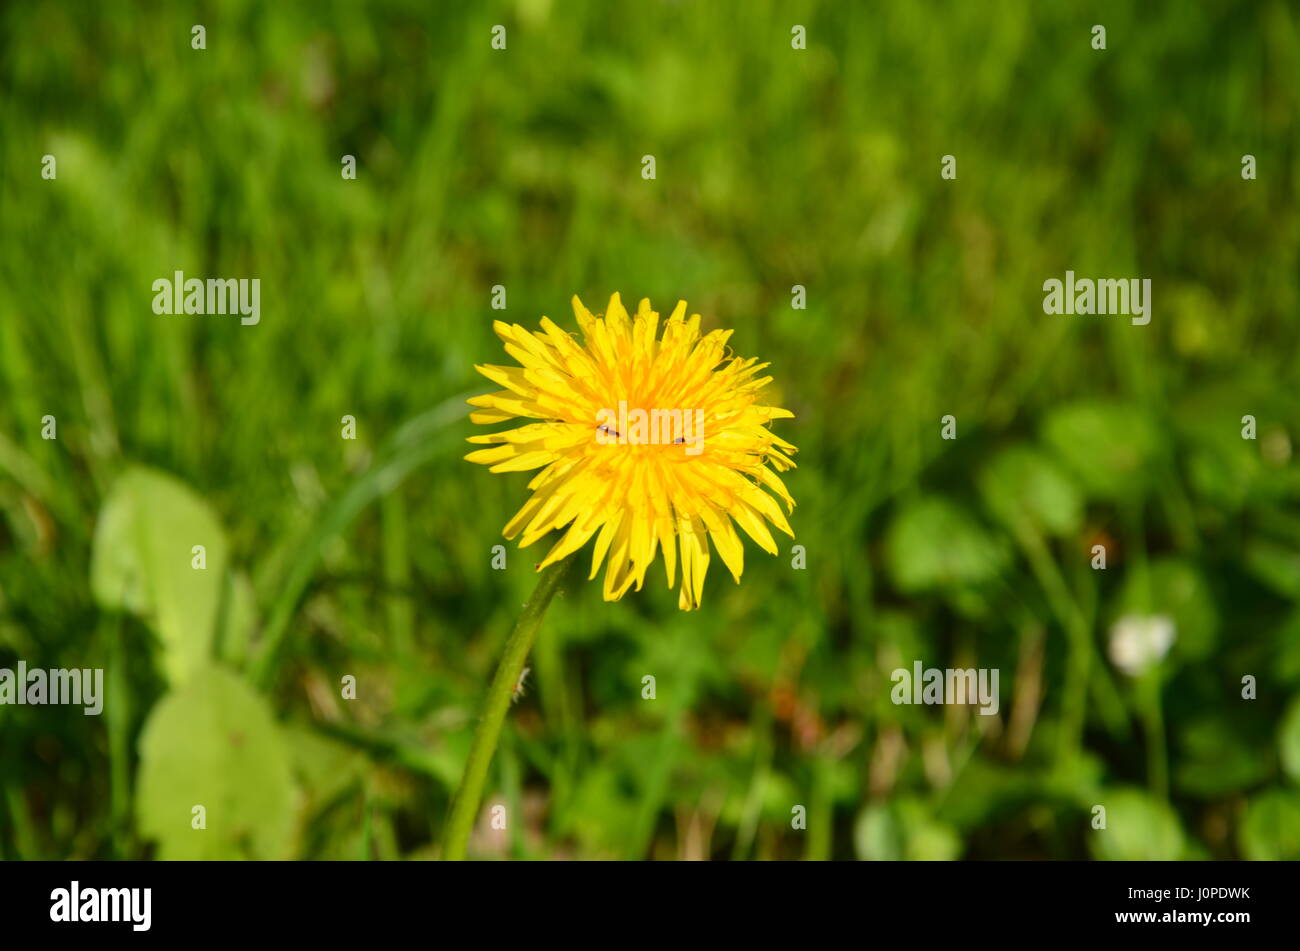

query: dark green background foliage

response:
[2,0,1299,860]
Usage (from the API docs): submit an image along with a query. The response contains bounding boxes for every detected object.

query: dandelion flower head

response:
[466,293,797,610]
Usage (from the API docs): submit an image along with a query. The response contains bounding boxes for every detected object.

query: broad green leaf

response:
[854,804,902,860]
[1041,401,1162,500]
[855,799,961,861]
[90,466,229,685]
[1089,789,1184,860]
[559,768,640,857]
[1185,436,1261,512]
[1239,790,1300,860]
[1277,610,1300,684]
[137,666,295,860]
[1280,697,1300,785]
[1243,540,1300,599]
[978,446,1083,537]
[760,772,800,820]
[1175,719,1269,797]
[938,759,1050,831]
[885,497,1009,592]
[283,723,364,815]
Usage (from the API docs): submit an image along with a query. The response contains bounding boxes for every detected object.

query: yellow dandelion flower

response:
[465,292,797,610]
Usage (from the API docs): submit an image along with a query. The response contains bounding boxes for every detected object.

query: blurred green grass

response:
[1,0,1299,860]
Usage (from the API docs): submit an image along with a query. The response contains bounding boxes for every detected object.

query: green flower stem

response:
[1011,524,1090,766]
[1139,670,1168,801]
[442,556,573,860]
